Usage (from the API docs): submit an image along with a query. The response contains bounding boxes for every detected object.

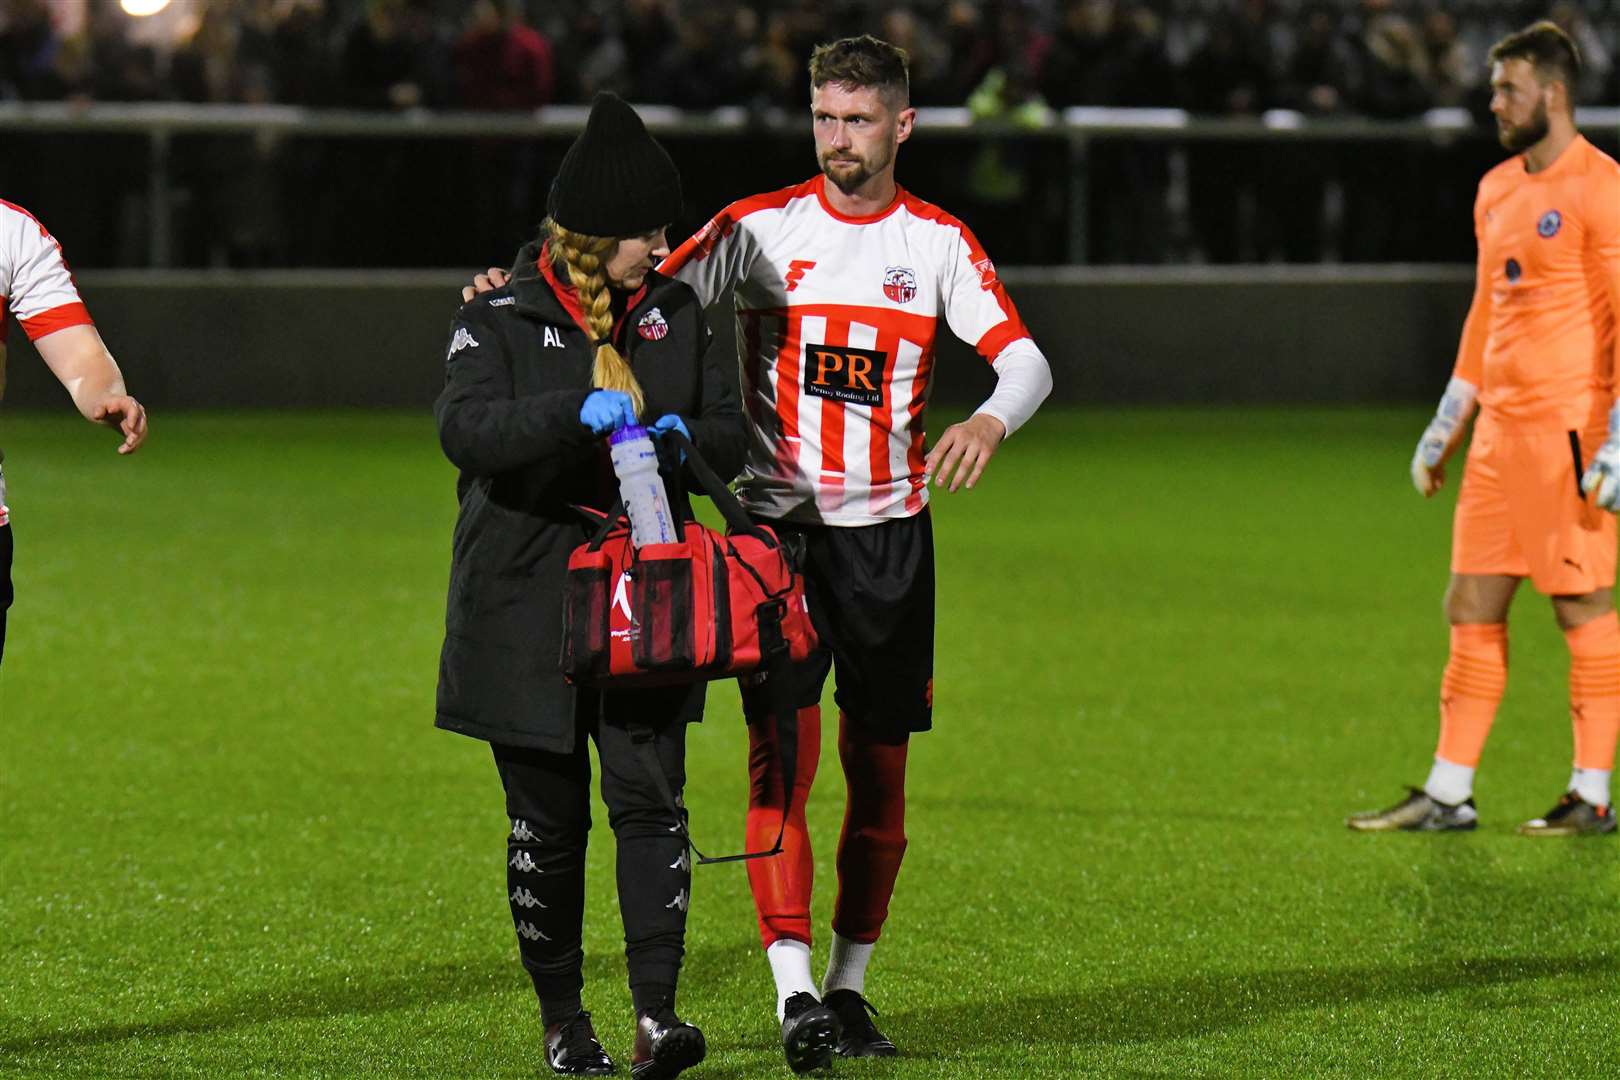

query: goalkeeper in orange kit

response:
[1349,21,1620,836]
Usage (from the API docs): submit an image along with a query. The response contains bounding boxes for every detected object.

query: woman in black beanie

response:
[434,92,746,1079]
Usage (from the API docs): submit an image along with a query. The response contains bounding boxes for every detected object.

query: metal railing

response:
[4,101,1616,266]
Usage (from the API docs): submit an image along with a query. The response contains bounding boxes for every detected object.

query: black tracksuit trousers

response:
[492,714,691,1024]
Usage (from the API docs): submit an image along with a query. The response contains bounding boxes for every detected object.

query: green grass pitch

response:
[2,408,1616,1078]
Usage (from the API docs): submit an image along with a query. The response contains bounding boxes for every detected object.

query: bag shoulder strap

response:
[663,429,771,543]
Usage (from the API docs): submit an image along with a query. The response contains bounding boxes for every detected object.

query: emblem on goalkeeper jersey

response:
[882,266,917,304]
[1538,210,1562,238]
[805,345,890,407]
[637,307,669,341]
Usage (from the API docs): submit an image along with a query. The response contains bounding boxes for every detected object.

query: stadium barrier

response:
[1,102,1616,266]
[2,265,1473,410]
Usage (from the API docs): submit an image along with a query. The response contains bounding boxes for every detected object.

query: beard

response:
[818,146,891,195]
[1498,99,1550,152]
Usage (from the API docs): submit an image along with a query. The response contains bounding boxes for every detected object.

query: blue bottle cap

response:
[609,425,650,445]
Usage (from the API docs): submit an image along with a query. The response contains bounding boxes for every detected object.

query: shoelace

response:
[557,1010,604,1058]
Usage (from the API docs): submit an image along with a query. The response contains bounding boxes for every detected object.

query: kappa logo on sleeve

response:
[805,344,890,407]
[447,325,479,358]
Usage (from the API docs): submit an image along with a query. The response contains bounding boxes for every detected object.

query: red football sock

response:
[830,712,909,946]
[746,705,821,949]
[1566,612,1620,771]
[1435,623,1508,768]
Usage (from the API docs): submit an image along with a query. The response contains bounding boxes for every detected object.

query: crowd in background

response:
[0,0,1616,114]
[1,0,1618,269]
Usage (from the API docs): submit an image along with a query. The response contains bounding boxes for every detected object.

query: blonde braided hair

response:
[546,218,645,418]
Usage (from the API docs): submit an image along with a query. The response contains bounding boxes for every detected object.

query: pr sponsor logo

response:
[804,344,889,407]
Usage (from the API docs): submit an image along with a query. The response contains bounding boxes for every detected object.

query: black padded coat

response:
[433,242,746,751]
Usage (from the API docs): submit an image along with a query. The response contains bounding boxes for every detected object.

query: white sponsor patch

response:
[488,296,515,307]
[516,920,551,942]
[510,886,547,909]
[447,326,480,358]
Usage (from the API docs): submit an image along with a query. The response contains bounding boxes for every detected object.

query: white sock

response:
[767,939,817,1021]
[822,933,874,997]
[1424,757,1475,806]
[1570,767,1612,808]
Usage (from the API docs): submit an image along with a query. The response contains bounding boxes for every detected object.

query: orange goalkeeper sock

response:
[1433,623,1508,778]
[1565,612,1620,773]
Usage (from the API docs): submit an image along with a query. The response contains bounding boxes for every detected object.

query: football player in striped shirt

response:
[1,200,148,668]
[469,35,1051,1069]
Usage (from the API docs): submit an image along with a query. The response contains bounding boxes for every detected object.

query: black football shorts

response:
[740,509,934,742]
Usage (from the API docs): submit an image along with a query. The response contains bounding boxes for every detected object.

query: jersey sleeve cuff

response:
[20,301,93,342]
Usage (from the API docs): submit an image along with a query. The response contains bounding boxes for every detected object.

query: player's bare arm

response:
[1411,377,1477,497]
[924,413,1005,493]
[33,323,148,454]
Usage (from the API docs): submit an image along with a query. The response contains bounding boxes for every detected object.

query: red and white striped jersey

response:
[662,175,1034,524]
[0,199,94,398]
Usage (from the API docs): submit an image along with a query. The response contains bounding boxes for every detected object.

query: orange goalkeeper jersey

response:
[1453,135,1620,431]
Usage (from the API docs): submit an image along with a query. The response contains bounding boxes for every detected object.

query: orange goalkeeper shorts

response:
[1452,417,1617,594]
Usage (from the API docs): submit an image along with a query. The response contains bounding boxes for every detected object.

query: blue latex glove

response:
[580,390,638,435]
[651,414,691,461]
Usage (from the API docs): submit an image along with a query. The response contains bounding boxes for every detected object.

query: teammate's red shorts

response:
[1452,416,1617,594]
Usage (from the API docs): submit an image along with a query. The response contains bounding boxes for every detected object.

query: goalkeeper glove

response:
[1411,377,1477,497]
[1581,404,1620,511]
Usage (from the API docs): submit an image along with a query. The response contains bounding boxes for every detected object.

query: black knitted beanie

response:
[548,92,683,237]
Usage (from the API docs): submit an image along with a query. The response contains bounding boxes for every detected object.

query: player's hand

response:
[580,390,638,435]
[461,266,510,303]
[924,413,1006,493]
[1410,428,1448,497]
[92,394,148,455]
[1583,435,1620,511]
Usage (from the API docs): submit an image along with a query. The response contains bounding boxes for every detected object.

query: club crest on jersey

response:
[972,255,997,288]
[637,307,669,341]
[805,344,890,407]
[1538,210,1561,238]
[882,266,918,304]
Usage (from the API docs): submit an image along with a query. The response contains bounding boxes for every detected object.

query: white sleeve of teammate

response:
[660,203,762,308]
[940,226,1049,436]
[5,211,92,341]
[974,339,1053,438]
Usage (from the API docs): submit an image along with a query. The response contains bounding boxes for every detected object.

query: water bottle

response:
[609,425,678,547]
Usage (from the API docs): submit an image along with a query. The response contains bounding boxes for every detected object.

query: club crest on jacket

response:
[638,307,670,341]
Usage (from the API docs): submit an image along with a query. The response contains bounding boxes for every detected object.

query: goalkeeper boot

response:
[779,991,839,1073]
[630,1005,706,1080]
[1346,787,1478,831]
[823,989,897,1058]
[1517,791,1618,837]
[545,1010,614,1076]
